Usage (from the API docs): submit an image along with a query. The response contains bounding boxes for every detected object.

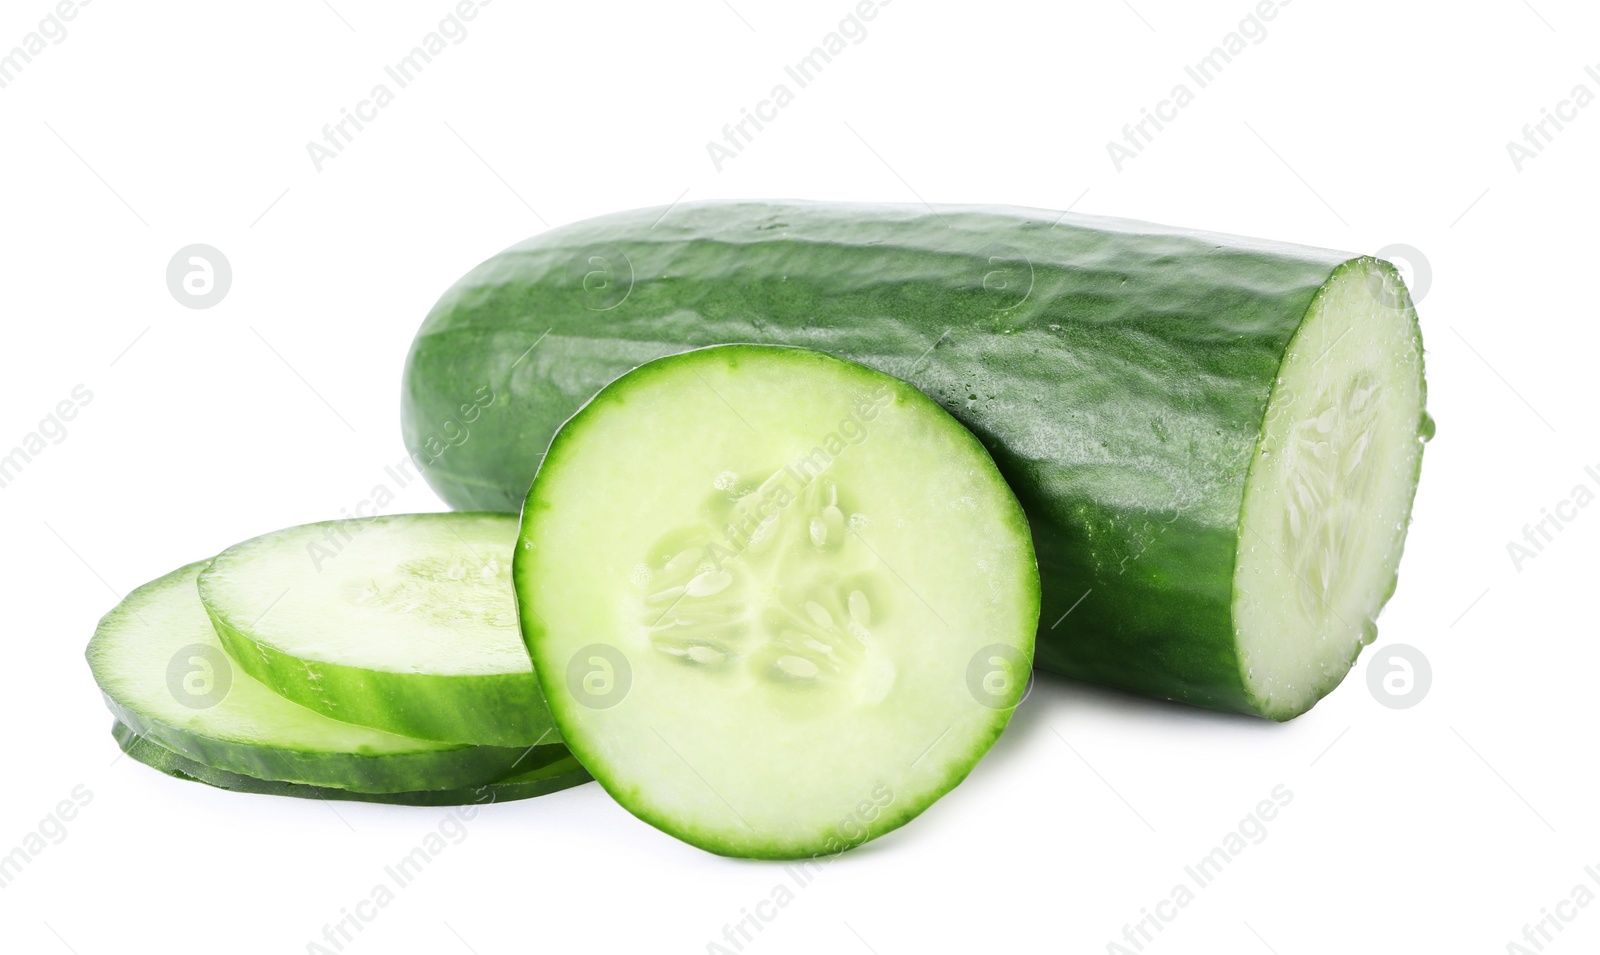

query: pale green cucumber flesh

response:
[111,721,590,806]
[86,562,536,793]
[1233,259,1428,719]
[197,513,558,746]
[516,345,1040,859]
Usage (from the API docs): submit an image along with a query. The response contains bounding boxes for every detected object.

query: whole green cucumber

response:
[402,201,1430,720]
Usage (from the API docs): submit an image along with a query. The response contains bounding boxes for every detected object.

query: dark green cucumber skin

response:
[112,722,591,806]
[403,201,1365,718]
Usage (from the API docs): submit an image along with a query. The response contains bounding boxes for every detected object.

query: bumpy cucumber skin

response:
[87,563,540,793]
[516,345,1040,860]
[405,201,1425,720]
[112,722,591,806]
[197,514,561,747]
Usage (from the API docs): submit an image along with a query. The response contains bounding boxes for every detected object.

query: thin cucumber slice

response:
[198,513,557,746]
[1233,260,1428,718]
[86,562,539,793]
[111,722,592,806]
[515,345,1040,859]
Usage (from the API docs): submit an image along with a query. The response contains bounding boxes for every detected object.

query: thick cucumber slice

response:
[86,562,537,793]
[515,345,1039,859]
[198,513,556,746]
[111,722,591,806]
[1233,261,1428,718]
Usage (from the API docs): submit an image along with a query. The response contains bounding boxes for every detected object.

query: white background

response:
[1,1,1595,952]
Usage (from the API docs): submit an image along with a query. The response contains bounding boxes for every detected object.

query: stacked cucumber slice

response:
[517,345,1039,858]
[199,514,557,747]
[87,515,588,804]
[110,722,590,807]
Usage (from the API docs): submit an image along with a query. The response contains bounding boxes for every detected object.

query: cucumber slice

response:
[87,562,537,793]
[198,513,556,746]
[1232,261,1428,718]
[515,345,1039,859]
[111,722,592,806]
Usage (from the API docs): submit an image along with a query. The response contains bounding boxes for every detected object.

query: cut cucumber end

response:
[517,345,1039,859]
[1233,258,1429,720]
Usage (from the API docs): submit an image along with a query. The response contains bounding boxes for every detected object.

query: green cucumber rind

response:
[112,721,592,806]
[516,344,1039,859]
[196,514,561,747]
